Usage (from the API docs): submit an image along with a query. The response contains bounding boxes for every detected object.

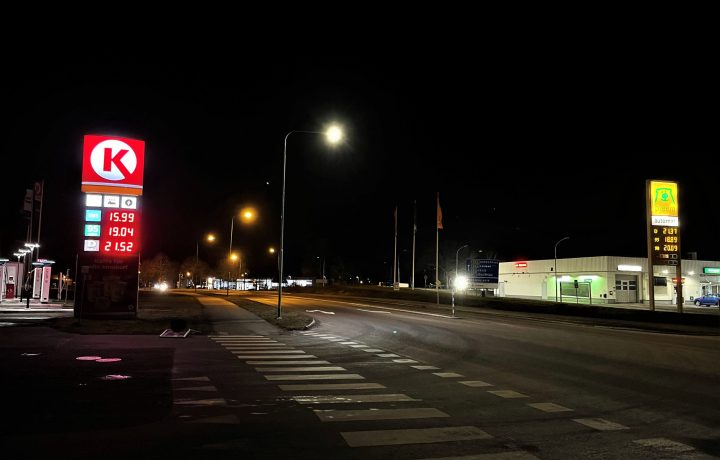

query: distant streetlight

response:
[195,233,215,292]
[554,236,570,302]
[228,253,240,296]
[278,124,344,319]
[451,244,469,317]
[268,247,276,254]
[229,208,257,295]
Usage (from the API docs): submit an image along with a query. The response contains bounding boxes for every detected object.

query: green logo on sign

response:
[654,187,676,205]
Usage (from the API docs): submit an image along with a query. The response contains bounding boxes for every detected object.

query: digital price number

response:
[101,210,140,255]
[651,226,680,265]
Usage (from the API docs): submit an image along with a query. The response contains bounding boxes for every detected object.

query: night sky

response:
[2,53,717,283]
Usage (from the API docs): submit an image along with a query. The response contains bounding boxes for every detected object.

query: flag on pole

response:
[34,181,43,202]
[437,193,443,230]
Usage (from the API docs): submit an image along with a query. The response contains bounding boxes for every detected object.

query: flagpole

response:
[393,206,398,289]
[411,200,416,290]
[36,180,44,260]
[436,193,440,304]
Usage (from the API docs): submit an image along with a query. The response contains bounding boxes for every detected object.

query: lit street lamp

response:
[451,244,469,317]
[554,236,570,302]
[228,208,256,295]
[195,233,215,292]
[278,124,344,319]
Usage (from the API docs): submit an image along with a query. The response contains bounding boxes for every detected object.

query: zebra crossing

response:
[167,332,703,458]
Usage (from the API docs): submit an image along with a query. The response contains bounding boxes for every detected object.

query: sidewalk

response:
[0,299,70,311]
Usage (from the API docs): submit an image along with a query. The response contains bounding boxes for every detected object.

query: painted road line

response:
[305,310,335,315]
[315,407,449,422]
[210,335,264,338]
[487,390,528,399]
[279,383,386,391]
[362,348,385,353]
[292,394,419,404]
[377,353,400,358]
[216,339,278,343]
[411,365,439,370]
[393,359,418,363]
[255,366,346,372]
[185,415,240,425]
[459,380,493,387]
[632,438,695,453]
[174,398,227,406]
[224,343,289,346]
[433,372,464,378]
[350,345,368,348]
[265,374,365,381]
[176,385,218,392]
[572,418,629,431]
[231,350,305,354]
[173,376,210,381]
[246,360,330,365]
[235,355,318,359]
[340,342,358,345]
[341,426,492,447]
[226,347,295,350]
[357,308,392,314]
[416,452,540,459]
[527,402,573,413]
[328,338,346,342]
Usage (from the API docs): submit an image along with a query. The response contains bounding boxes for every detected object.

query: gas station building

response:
[497,256,720,305]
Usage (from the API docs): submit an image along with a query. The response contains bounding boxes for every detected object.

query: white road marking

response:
[341,426,492,447]
[377,353,400,358]
[315,407,449,422]
[340,342,358,345]
[292,394,419,404]
[265,374,365,381]
[185,415,240,424]
[176,385,218,392]
[306,310,335,315]
[215,339,278,342]
[174,398,227,406]
[279,383,385,391]
[362,348,385,353]
[411,365,439,370]
[358,309,392,314]
[246,360,330,365]
[459,380,493,387]
[292,295,457,319]
[488,390,528,399]
[210,335,264,338]
[350,345,368,348]
[231,350,305,354]
[633,438,695,453]
[527,402,572,412]
[225,343,288,350]
[573,418,629,431]
[433,372,464,378]
[393,359,418,363]
[235,355,317,359]
[256,366,346,372]
[416,452,540,459]
[328,338,346,341]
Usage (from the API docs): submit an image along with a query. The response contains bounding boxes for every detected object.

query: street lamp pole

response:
[554,236,570,302]
[278,126,343,320]
[452,244,469,316]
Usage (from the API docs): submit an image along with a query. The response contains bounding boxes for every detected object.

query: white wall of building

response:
[498,256,720,304]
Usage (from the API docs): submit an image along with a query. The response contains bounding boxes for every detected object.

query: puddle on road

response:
[100,374,132,380]
[96,358,122,363]
[76,356,103,361]
[21,353,41,356]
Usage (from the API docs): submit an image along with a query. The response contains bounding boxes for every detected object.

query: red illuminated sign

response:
[671,277,685,284]
[515,262,528,268]
[101,210,140,255]
[82,135,145,196]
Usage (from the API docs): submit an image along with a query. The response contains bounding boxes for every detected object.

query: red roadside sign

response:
[81,135,145,196]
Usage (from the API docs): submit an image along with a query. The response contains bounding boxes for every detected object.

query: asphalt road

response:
[0,291,717,459]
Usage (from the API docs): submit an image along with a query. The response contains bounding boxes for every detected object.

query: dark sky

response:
[2,52,717,282]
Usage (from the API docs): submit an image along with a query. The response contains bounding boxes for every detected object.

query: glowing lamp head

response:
[454,275,469,291]
[207,234,216,242]
[230,253,239,262]
[269,247,276,254]
[325,125,343,144]
[240,207,257,224]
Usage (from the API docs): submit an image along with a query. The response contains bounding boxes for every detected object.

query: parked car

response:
[693,294,719,306]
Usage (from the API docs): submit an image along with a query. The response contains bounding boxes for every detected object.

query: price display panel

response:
[101,210,140,255]
[650,225,680,265]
